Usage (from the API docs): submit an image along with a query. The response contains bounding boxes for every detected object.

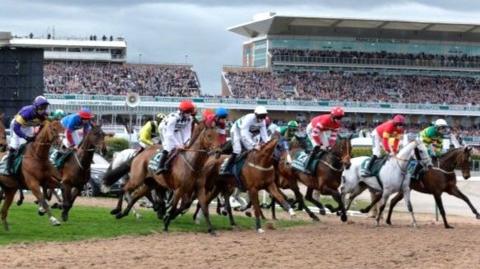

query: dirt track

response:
[1,196,480,269]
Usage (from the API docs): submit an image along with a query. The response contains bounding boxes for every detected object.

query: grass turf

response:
[0,203,308,245]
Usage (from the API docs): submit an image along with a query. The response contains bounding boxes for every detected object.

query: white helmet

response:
[254,106,268,115]
[434,119,448,127]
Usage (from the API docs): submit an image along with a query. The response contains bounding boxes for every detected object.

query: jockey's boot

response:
[220,153,237,176]
[304,145,320,173]
[362,155,377,177]
[5,148,17,175]
[155,150,169,175]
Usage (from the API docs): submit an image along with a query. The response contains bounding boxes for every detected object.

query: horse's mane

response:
[440,147,464,162]
[186,121,206,148]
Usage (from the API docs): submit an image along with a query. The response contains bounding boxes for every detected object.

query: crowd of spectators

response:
[270,48,480,68]
[44,62,201,97]
[224,70,480,105]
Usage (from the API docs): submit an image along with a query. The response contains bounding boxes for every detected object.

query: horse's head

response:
[83,124,107,155]
[37,120,64,147]
[331,134,353,169]
[192,120,220,152]
[291,133,309,150]
[256,138,278,161]
[457,146,472,180]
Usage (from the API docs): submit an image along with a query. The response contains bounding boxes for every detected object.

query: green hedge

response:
[352,146,480,160]
[105,137,130,160]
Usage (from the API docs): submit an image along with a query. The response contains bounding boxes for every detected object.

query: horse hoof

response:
[208,230,217,236]
[319,209,326,215]
[386,220,392,225]
[49,217,61,226]
[245,212,252,218]
[221,210,228,216]
[445,225,454,229]
[38,210,46,216]
[110,208,121,215]
[257,228,265,234]
[61,214,68,222]
[16,200,23,206]
[336,211,341,216]
[359,208,369,214]
[476,214,480,220]
[115,213,124,219]
[340,214,348,222]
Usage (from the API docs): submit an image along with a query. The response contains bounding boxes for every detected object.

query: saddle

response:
[0,144,26,176]
[49,148,74,169]
[148,149,179,174]
[360,155,388,178]
[220,151,249,191]
[291,150,322,176]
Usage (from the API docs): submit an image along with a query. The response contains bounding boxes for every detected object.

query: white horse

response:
[341,138,432,227]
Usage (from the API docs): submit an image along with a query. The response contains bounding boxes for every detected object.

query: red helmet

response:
[179,100,195,113]
[393,114,406,125]
[330,106,345,118]
[78,108,94,120]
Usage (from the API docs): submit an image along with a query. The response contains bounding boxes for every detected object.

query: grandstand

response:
[222,13,480,137]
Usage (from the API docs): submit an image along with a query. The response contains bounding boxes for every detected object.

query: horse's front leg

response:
[305,187,326,215]
[28,180,60,226]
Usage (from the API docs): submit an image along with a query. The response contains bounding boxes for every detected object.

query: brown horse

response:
[386,146,478,228]
[196,138,296,233]
[58,125,106,221]
[0,120,64,230]
[276,135,352,222]
[119,121,221,232]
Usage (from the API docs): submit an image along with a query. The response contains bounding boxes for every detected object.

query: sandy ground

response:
[1,195,480,269]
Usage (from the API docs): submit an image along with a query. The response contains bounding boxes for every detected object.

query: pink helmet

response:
[393,114,406,125]
[330,106,345,118]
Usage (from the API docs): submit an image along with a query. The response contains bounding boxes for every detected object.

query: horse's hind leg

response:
[292,185,318,221]
[447,186,480,219]
[343,184,367,212]
[61,184,73,222]
[163,189,181,232]
[16,189,24,206]
[224,192,236,226]
[1,188,16,231]
[386,192,404,225]
[197,185,216,235]
[305,187,326,215]
[267,183,295,218]
[375,192,390,227]
[116,185,149,219]
[321,185,347,222]
[111,192,124,215]
[359,188,382,214]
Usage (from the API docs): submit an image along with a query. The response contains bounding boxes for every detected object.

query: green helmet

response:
[50,109,66,120]
[287,120,299,129]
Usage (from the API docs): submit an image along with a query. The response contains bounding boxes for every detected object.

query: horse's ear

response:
[465,146,472,153]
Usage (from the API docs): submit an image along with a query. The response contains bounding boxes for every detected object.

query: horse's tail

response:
[101,161,131,190]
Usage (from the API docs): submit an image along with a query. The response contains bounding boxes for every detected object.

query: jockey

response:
[61,107,94,149]
[138,113,166,150]
[220,106,269,175]
[304,107,344,170]
[420,119,448,160]
[156,100,195,174]
[6,96,49,174]
[203,107,229,146]
[279,120,299,142]
[49,109,66,121]
[363,114,405,177]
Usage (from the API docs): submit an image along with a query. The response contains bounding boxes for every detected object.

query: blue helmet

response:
[215,107,229,118]
[33,96,49,109]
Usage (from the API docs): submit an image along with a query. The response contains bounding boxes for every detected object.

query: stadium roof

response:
[229,15,480,41]
[0,32,126,49]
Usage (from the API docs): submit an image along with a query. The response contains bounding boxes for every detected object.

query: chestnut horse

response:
[196,138,296,234]
[276,135,352,222]
[0,120,64,230]
[118,121,221,232]
[386,146,478,228]
[58,125,106,221]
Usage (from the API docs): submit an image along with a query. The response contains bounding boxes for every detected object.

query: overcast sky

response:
[2,0,480,94]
